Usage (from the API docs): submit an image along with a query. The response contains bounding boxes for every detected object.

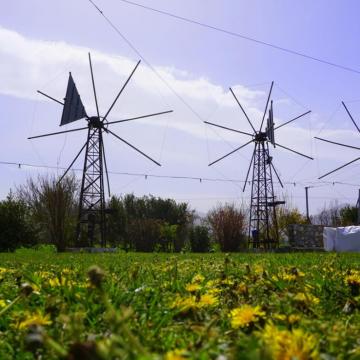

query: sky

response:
[1,0,360,216]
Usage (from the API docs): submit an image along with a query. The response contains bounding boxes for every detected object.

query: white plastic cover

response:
[334,226,360,252]
[323,227,336,251]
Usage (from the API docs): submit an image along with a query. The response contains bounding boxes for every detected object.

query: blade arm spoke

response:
[270,162,284,188]
[107,129,161,166]
[88,53,100,118]
[275,142,313,160]
[209,139,253,166]
[243,147,256,192]
[204,121,253,137]
[37,90,64,106]
[229,87,256,133]
[57,139,90,184]
[275,110,311,130]
[319,157,360,179]
[342,101,360,133]
[260,81,274,131]
[315,136,360,151]
[106,110,173,125]
[103,60,141,122]
[28,126,88,140]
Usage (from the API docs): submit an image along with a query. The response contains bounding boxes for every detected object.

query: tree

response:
[189,225,211,253]
[275,205,307,242]
[0,193,38,251]
[17,175,78,251]
[106,194,193,252]
[207,203,247,252]
[340,205,358,226]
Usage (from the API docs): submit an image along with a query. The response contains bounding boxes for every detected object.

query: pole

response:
[305,186,310,223]
[357,189,360,225]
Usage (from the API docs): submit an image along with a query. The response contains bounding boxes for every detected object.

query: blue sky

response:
[1,0,360,215]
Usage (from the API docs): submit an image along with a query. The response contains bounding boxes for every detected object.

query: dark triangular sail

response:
[60,73,87,126]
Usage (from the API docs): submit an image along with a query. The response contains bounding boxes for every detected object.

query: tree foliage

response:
[0,193,38,252]
[106,194,193,252]
[17,175,78,251]
[207,203,247,252]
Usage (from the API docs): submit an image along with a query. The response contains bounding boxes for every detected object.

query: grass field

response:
[0,250,359,359]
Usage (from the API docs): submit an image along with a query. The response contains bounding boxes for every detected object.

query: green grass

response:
[0,251,359,359]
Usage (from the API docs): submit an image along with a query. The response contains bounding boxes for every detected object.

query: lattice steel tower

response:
[205,82,313,248]
[29,53,172,247]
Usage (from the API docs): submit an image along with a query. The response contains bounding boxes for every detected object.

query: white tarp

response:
[323,227,336,251]
[323,226,360,252]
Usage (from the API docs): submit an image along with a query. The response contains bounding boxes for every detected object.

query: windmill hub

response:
[88,116,103,129]
[255,131,268,142]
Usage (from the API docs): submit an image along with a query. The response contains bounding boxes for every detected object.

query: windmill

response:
[205,82,313,248]
[315,101,360,180]
[29,53,172,247]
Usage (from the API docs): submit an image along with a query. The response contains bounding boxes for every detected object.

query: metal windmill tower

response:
[29,53,172,247]
[205,82,313,248]
[316,101,360,179]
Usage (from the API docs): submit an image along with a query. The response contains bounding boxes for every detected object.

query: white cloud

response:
[0,26,358,213]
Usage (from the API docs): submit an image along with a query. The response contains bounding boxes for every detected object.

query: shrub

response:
[0,193,38,251]
[189,225,211,252]
[17,174,78,251]
[207,203,247,252]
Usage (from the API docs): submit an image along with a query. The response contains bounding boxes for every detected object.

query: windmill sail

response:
[60,73,87,126]
[266,102,275,145]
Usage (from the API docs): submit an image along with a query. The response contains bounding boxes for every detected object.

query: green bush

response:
[0,194,38,252]
[189,225,211,253]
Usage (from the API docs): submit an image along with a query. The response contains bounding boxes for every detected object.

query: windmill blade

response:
[57,138,90,185]
[204,121,253,137]
[37,90,64,106]
[270,162,284,188]
[260,81,274,132]
[102,60,141,122]
[102,140,111,197]
[209,139,253,166]
[275,142,313,160]
[275,110,311,130]
[28,126,88,140]
[107,129,161,166]
[319,157,360,179]
[88,53,100,118]
[106,110,173,126]
[315,136,360,151]
[243,146,256,192]
[342,101,360,133]
[61,73,88,126]
[229,87,256,133]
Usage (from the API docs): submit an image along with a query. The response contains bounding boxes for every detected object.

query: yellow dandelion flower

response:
[283,273,297,281]
[288,314,301,324]
[294,292,320,305]
[262,323,319,360]
[48,278,61,287]
[164,349,187,360]
[18,312,52,330]
[192,274,205,283]
[273,313,287,321]
[185,283,201,292]
[171,296,197,312]
[198,293,219,308]
[345,272,360,286]
[0,299,6,308]
[205,279,219,288]
[230,305,265,329]
[236,283,248,294]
